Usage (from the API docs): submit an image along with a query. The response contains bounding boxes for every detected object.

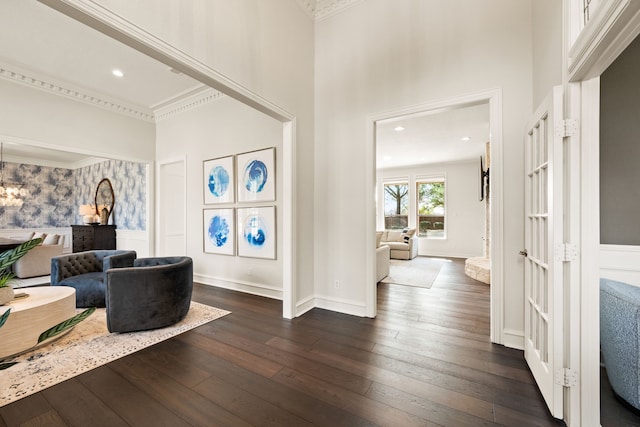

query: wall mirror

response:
[95,178,115,224]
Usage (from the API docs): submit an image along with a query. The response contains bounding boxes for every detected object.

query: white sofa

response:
[12,234,65,278]
[376,244,390,282]
[379,229,418,260]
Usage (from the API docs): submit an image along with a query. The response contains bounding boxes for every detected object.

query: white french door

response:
[523,86,564,419]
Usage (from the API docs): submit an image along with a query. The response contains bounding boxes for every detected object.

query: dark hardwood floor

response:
[0,257,625,426]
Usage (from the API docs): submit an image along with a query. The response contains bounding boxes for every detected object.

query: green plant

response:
[0,238,42,288]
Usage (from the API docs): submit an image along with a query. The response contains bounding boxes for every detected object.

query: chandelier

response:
[0,142,28,207]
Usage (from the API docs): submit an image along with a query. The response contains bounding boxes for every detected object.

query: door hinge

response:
[555,243,578,262]
[555,368,578,387]
[555,119,578,138]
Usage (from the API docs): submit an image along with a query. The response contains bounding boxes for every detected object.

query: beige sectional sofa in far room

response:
[377,229,418,260]
[12,232,65,279]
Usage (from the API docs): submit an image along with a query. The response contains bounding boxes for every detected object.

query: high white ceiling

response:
[0,0,490,170]
[0,0,202,112]
[376,103,490,170]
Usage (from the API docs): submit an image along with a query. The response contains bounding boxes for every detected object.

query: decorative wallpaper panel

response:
[0,159,146,231]
[0,163,74,229]
[74,160,147,231]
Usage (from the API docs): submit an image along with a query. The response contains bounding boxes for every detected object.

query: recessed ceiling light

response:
[112,69,125,78]
[394,126,405,132]
[461,136,471,141]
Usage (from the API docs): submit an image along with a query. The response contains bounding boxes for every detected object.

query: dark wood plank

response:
[39,378,128,427]
[0,256,598,426]
[76,366,192,427]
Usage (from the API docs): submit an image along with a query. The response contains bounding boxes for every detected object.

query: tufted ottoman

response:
[50,250,137,307]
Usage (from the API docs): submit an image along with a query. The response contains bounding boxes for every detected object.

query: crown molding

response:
[295,0,316,20]
[315,0,364,22]
[153,87,226,121]
[295,0,363,22]
[0,63,155,122]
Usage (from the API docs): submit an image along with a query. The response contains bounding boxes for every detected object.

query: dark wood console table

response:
[71,225,116,252]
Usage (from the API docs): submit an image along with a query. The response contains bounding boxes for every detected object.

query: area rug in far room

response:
[0,301,230,407]
[380,256,448,289]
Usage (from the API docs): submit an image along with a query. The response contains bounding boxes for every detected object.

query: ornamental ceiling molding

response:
[295,0,364,22]
[0,64,155,122]
[153,87,226,122]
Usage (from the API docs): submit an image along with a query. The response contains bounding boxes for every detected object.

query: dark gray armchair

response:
[51,250,137,307]
[105,256,193,333]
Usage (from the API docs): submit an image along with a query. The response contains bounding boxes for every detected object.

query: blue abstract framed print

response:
[204,155,234,204]
[237,206,276,259]
[236,148,275,203]
[203,208,235,255]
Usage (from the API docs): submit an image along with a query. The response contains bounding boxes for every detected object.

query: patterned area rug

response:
[380,256,448,289]
[0,301,230,407]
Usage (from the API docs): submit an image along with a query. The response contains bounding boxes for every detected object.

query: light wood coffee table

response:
[0,286,76,360]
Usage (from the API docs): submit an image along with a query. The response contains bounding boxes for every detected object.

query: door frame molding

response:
[566,1,640,424]
[365,88,505,344]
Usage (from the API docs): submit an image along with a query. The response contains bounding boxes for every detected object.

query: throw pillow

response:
[401,228,416,243]
[32,232,47,243]
[43,234,60,245]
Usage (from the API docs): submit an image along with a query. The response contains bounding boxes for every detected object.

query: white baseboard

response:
[296,294,315,316]
[194,274,283,300]
[419,250,483,259]
[502,328,524,350]
[600,244,640,287]
[312,294,367,317]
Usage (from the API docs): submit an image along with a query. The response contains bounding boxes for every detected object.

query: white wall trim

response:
[41,0,298,320]
[568,0,640,81]
[600,244,640,285]
[296,294,315,317]
[153,87,225,122]
[502,328,524,350]
[579,76,601,425]
[366,88,504,343]
[313,294,367,317]
[314,0,364,22]
[195,275,283,301]
[0,62,154,122]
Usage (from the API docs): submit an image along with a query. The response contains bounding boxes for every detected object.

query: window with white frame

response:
[383,180,409,230]
[416,176,445,238]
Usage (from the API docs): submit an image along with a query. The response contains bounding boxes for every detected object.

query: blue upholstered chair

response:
[600,278,640,411]
[105,256,193,333]
[51,250,137,307]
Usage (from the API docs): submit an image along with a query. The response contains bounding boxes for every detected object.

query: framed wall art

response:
[204,155,234,204]
[236,148,275,203]
[236,206,276,259]
[203,208,235,255]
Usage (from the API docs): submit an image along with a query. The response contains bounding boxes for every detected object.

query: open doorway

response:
[374,102,489,293]
[365,89,504,343]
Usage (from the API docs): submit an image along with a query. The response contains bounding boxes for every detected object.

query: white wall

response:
[377,161,485,259]
[532,0,563,108]
[0,79,155,162]
[156,96,284,298]
[91,0,316,306]
[315,1,533,335]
